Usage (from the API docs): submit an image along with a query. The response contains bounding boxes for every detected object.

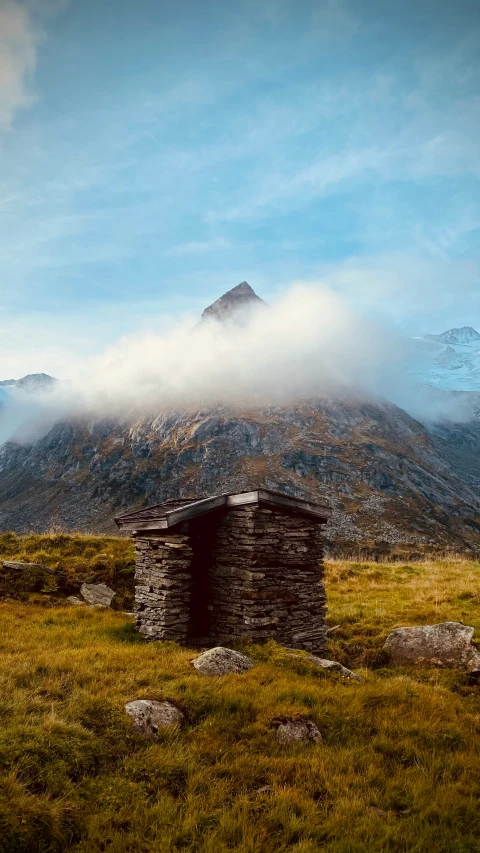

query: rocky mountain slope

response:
[1,285,480,553]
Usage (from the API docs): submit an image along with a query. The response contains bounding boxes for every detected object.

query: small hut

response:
[116,489,331,653]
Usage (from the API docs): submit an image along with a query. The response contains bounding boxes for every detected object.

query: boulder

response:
[192,647,253,676]
[384,622,480,670]
[80,582,116,607]
[125,700,184,737]
[272,715,322,745]
[66,596,85,606]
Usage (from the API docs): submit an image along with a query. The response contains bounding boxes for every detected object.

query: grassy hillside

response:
[0,532,135,608]
[0,556,480,852]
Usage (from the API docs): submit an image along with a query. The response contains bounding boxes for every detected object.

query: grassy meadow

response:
[0,544,480,852]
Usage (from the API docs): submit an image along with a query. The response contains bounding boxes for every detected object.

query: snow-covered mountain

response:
[425,327,480,346]
[409,327,480,392]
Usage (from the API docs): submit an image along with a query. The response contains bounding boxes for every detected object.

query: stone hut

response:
[115,489,331,653]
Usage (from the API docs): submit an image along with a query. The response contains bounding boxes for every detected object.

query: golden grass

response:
[0,532,134,608]
[0,556,480,851]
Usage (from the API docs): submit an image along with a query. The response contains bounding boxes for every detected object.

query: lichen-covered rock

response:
[272,716,322,745]
[66,595,85,606]
[125,700,184,737]
[192,647,253,675]
[384,622,480,669]
[80,582,116,607]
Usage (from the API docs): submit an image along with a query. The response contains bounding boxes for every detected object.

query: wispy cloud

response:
[0,0,39,129]
[0,0,479,339]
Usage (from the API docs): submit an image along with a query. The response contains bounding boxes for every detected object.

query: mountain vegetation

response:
[1,552,479,852]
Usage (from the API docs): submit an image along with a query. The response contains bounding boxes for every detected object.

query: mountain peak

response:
[425,327,480,346]
[0,373,56,391]
[201,281,267,323]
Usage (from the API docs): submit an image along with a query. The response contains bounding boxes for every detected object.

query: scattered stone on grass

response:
[80,582,116,607]
[308,655,363,680]
[66,596,85,606]
[125,700,184,737]
[192,647,253,675]
[384,622,480,670]
[285,652,363,680]
[466,648,480,681]
[271,715,322,745]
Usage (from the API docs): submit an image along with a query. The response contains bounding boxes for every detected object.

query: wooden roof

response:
[115,489,331,533]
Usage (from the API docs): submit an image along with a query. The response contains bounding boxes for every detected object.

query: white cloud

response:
[0,283,409,444]
[1,276,478,447]
[0,0,39,129]
[0,0,68,130]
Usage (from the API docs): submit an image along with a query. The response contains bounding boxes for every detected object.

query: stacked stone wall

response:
[134,534,193,641]
[209,507,326,653]
[133,506,327,650]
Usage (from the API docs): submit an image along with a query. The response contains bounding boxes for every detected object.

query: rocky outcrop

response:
[192,647,253,676]
[383,622,480,670]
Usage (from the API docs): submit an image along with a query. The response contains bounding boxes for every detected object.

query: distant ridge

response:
[201,281,267,323]
[425,327,480,345]
[0,373,56,391]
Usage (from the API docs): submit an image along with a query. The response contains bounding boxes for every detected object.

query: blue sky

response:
[0,0,479,377]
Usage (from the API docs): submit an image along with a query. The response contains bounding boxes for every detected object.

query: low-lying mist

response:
[0,284,476,447]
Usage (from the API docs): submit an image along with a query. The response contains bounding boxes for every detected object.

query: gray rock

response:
[66,595,85,606]
[308,655,363,680]
[466,647,480,678]
[125,700,184,737]
[384,622,480,669]
[2,560,54,573]
[80,582,116,607]
[192,646,253,676]
[272,716,322,745]
[285,652,363,680]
